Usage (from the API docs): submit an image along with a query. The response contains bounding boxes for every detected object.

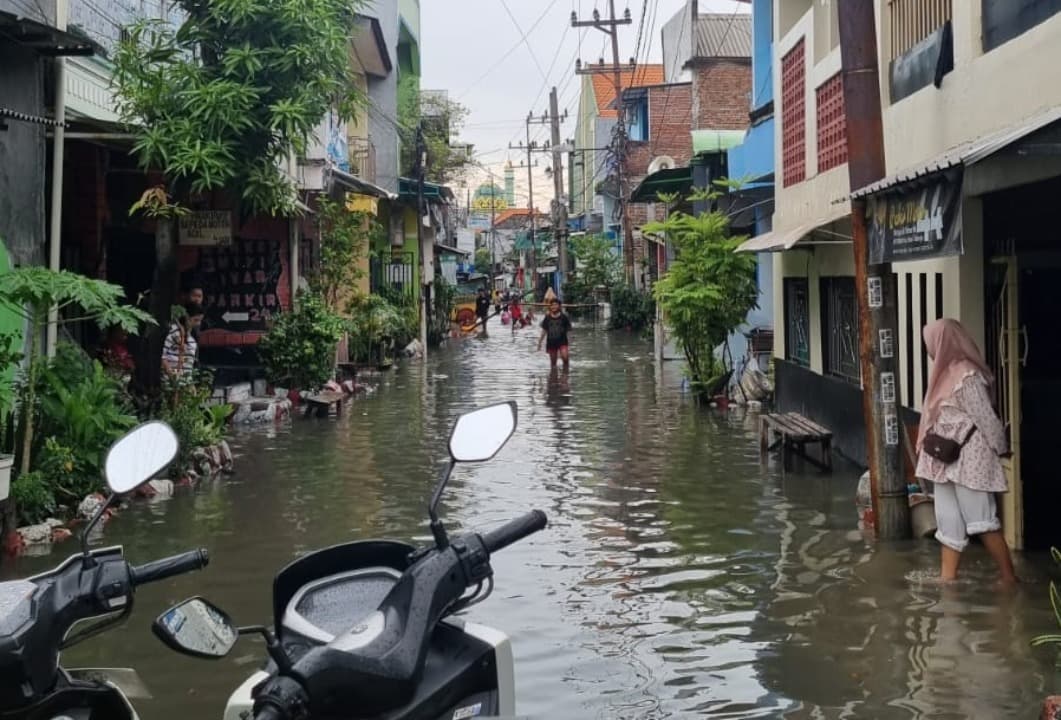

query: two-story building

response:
[751,0,1061,550]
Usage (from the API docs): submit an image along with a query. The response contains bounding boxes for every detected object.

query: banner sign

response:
[179,211,232,246]
[468,213,492,230]
[868,169,962,263]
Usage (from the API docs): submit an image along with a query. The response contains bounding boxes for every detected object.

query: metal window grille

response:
[816,73,848,173]
[781,39,807,187]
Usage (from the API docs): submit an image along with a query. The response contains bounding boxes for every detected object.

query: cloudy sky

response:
[420,0,750,206]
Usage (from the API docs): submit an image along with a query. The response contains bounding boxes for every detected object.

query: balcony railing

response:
[349,137,376,184]
[888,0,952,60]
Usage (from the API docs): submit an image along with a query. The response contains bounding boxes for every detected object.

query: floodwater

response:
[4,325,1060,719]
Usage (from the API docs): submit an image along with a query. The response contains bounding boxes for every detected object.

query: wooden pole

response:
[838,0,911,539]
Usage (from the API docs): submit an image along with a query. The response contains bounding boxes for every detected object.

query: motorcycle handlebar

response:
[130,548,209,586]
[480,510,547,555]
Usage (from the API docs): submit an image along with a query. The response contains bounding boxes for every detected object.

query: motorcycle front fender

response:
[224,670,269,720]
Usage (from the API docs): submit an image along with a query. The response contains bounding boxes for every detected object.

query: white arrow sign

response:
[222,311,249,323]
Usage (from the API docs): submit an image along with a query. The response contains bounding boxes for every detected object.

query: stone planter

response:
[0,453,12,501]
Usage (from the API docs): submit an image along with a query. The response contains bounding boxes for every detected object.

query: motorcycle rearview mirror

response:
[428,402,518,550]
[153,597,239,659]
[81,421,180,560]
[153,597,294,672]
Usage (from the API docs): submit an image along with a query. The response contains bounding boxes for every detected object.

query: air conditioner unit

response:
[647,155,677,175]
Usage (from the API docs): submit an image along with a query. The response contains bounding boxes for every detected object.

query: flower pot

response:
[0,454,12,502]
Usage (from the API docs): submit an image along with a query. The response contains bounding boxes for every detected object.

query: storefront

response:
[854,105,1061,551]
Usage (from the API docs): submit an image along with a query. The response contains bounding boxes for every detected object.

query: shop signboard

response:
[868,169,962,263]
[179,211,232,246]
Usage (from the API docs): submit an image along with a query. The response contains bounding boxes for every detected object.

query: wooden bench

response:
[760,412,833,472]
[303,391,345,418]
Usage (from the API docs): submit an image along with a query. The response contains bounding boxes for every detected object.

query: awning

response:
[399,177,454,202]
[328,167,396,199]
[0,10,97,56]
[852,105,1061,198]
[692,128,747,155]
[736,204,850,253]
[630,166,692,202]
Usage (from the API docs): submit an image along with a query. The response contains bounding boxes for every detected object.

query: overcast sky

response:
[420,0,750,205]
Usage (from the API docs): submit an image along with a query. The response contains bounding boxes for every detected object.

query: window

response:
[784,277,811,366]
[816,73,847,173]
[982,0,1061,52]
[821,277,860,383]
[889,0,952,60]
[626,97,649,142]
[781,39,807,187]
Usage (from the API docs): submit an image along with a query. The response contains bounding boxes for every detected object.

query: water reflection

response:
[1,328,1057,719]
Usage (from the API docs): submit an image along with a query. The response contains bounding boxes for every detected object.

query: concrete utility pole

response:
[573,1,634,283]
[837,1,910,539]
[548,87,570,298]
[416,122,429,355]
[512,113,552,294]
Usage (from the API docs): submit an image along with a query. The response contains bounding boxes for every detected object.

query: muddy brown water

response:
[3,327,1059,718]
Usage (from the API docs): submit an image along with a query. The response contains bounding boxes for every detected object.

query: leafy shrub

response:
[429,278,455,347]
[157,373,230,476]
[348,293,417,364]
[1032,547,1061,662]
[36,345,136,478]
[11,471,55,525]
[608,284,655,334]
[258,292,345,389]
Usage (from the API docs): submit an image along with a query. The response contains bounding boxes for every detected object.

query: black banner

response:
[868,169,963,264]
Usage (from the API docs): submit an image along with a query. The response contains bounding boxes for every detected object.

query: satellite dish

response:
[647,155,677,174]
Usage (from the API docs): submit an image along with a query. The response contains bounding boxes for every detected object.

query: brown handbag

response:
[922,426,975,464]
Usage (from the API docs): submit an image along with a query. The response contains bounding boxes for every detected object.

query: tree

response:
[645,207,757,398]
[399,88,471,184]
[0,268,153,538]
[570,233,620,290]
[474,248,492,275]
[113,0,364,389]
[310,198,381,314]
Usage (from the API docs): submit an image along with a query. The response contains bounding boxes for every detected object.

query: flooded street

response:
[5,328,1059,718]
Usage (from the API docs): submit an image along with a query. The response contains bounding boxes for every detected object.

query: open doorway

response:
[985,175,1061,551]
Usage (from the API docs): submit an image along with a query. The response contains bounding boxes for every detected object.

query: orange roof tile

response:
[591,64,665,118]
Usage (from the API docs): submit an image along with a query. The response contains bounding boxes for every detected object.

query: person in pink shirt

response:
[916,318,1016,584]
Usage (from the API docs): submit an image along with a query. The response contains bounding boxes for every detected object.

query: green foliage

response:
[36,344,137,484]
[11,471,55,525]
[311,199,380,313]
[1031,547,1061,661]
[608,284,655,334]
[399,85,471,183]
[646,209,757,393]
[566,234,621,305]
[474,248,492,275]
[429,278,455,347]
[258,292,345,389]
[0,267,153,477]
[347,293,417,364]
[112,0,365,216]
[157,374,228,475]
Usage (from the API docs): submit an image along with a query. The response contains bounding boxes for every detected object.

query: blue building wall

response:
[724,0,775,380]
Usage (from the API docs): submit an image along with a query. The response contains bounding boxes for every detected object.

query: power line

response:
[499,0,553,82]
[456,0,562,100]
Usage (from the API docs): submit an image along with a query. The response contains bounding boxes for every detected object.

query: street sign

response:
[222,311,249,323]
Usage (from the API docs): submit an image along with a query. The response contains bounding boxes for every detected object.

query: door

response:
[988,255,1023,549]
[1017,257,1061,551]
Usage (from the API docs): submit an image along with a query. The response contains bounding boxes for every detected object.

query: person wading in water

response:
[915,318,1017,585]
[537,298,571,370]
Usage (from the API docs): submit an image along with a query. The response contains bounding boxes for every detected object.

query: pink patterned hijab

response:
[918,318,994,449]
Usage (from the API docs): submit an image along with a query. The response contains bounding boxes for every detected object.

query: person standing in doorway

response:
[537,298,571,370]
[475,287,491,335]
[916,318,1016,585]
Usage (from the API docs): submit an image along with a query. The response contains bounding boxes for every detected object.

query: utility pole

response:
[573,1,634,283]
[548,86,570,298]
[415,122,429,355]
[838,1,909,539]
[512,113,551,295]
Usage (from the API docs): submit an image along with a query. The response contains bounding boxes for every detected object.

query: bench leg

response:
[822,438,832,471]
[783,438,793,472]
[760,419,769,457]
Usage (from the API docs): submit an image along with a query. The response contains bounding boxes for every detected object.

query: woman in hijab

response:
[916,318,1016,584]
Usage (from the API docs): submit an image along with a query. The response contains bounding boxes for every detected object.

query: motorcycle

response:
[0,420,211,720]
[152,401,547,720]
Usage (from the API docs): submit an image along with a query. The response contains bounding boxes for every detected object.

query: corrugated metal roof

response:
[736,204,850,253]
[852,105,1061,198]
[694,14,752,59]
